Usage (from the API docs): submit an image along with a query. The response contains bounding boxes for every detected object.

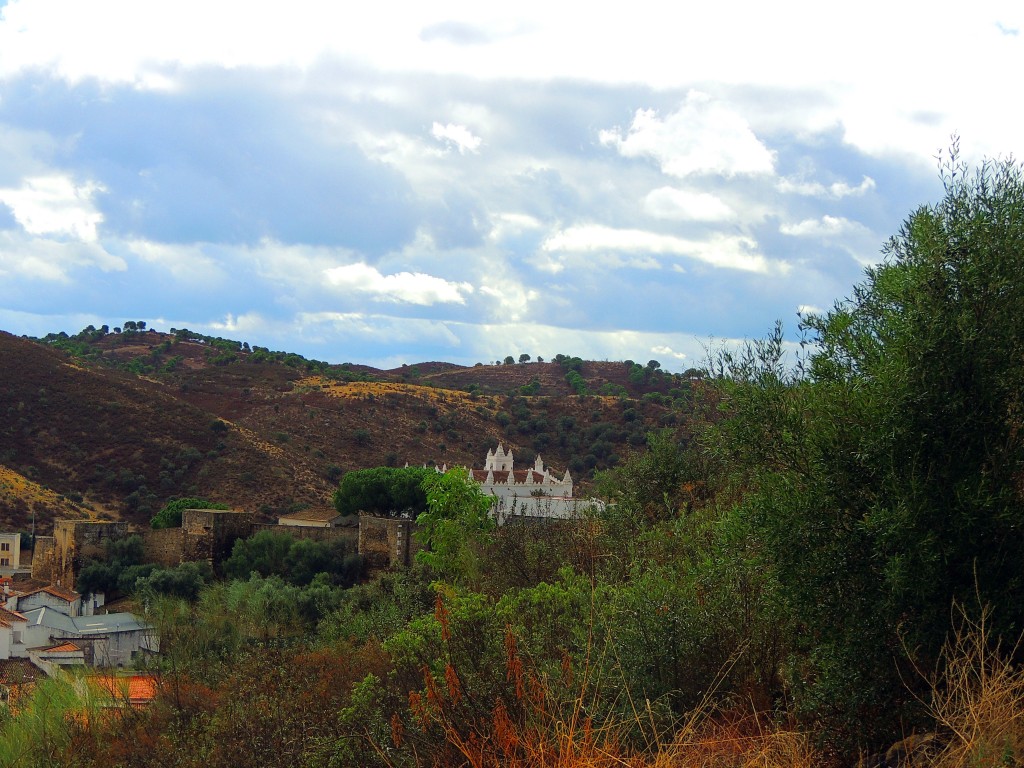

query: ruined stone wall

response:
[48,521,129,588]
[358,515,420,571]
[140,528,185,568]
[31,536,55,582]
[181,509,254,574]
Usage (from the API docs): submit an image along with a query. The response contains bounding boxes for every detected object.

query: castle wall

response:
[358,515,419,571]
[181,509,253,574]
[48,521,129,589]
[140,528,186,568]
[31,536,55,582]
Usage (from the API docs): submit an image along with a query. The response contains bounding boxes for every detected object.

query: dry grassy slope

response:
[0,464,95,530]
[1,330,690,532]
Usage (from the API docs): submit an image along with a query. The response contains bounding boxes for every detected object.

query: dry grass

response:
[298,377,499,409]
[0,465,94,520]
[911,606,1024,768]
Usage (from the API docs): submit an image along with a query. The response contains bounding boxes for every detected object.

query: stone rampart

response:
[140,527,186,568]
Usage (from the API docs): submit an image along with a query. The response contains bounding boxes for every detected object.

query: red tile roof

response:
[0,606,27,628]
[279,508,342,522]
[20,585,80,603]
[92,675,158,705]
[37,642,81,654]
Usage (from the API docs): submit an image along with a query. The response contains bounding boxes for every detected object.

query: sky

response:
[0,1,1021,370]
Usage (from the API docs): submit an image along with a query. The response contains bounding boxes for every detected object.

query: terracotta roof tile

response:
[93,675,158,704]
[278,508,342,522]
[21,585,80,603]
[0,607,27,626]
[38,641,83,654]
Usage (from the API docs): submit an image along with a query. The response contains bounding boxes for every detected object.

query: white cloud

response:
[600,91,775,178]
[650,344,687,361]
[431,122,482,154]
[324,262,473,305]
[296,311,463,347]
[776,175,876,198]
[488,212,543,242]
[0,230,125,281]
[127,240,227,285]
[542,224,785,274]
[643,187,735,222]
[780,215,866,238]
[0,175,104,241]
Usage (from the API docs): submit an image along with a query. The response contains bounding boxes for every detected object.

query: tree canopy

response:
[714,146,1024,746]
[332,466,433,517]
[151,497,229,529]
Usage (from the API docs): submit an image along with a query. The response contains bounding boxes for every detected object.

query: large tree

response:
[718,147,1024,748]
[332,466,433,517]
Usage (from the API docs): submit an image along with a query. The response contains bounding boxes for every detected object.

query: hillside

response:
[0,327,699,533]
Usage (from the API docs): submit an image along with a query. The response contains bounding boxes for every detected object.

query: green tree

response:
[151,497,228,529]
[415,467,494,585]
[333,466,433,517]
[719,147,1024,749]
[223,530,295,581]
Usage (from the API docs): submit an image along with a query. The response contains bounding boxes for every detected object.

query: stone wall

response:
[140,528,186,568]
[358,515,420,571]
[182,509,253,574]
[47,521,129,588]
[30,536,55,582]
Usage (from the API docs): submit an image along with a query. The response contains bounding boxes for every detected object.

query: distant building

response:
[0,533,24,576]
[467,444,601,522]
[277,509,347,528]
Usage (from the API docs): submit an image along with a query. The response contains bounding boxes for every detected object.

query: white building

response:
[467,444,600,522]
[0,533,24,576]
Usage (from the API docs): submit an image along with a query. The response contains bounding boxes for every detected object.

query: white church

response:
[465,443,599,522]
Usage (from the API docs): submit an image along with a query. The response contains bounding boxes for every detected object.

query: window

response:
[0,543,9,552]
[12,631,20,644]
[0,558,8,567]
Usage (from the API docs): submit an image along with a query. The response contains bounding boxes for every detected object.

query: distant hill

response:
[0,327,702,533]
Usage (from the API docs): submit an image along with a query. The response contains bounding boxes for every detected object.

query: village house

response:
[0,532,26,577]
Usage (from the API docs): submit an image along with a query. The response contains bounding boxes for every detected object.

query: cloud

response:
[126,239,228,285]
[776,175,876,198]
[599,91,775,178]
[780,215,866,238]
[431,122,483,154]
[420,21,493,46]
[542,224,784,274]
[0,175,105,241]
[643,187,735,222]
[0,230,125,281]
[650,344,687,361]
[323,262,473,306]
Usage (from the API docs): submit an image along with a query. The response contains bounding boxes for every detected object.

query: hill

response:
[0,327,701,533]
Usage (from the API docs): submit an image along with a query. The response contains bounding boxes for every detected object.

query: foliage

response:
[135,561,214,601]
[222,529,363,587]
[76,534,146,596]
[333,465,433,517]
[151,497,228,529]
[710,147,1024,749]
[415,466,495,585]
